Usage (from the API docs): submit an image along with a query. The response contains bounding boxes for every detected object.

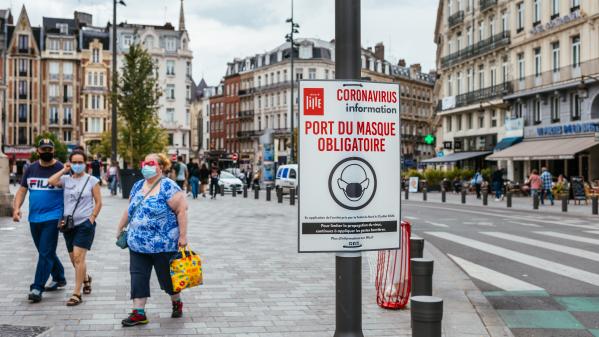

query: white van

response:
[275,164,298,192]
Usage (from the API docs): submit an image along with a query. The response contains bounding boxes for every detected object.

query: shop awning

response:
[421,151,492,164]
[494,137,522,151]
[487,137,599,161]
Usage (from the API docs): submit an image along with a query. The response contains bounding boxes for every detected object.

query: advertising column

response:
[298,81,401,252]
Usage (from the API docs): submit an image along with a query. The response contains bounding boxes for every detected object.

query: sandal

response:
[66,294,82,306]
[83,275,92,295]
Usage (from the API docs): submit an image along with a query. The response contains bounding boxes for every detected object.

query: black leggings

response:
[210,178,219,197]
[129,250,178,299]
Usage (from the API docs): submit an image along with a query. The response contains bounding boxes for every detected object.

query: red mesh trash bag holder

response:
[375,220,411,309]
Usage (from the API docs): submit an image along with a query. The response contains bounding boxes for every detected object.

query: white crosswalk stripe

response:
[506,220,542,228]
[482,232,599,262]
[425,221,448,228]
[426,231,599,287]
[536,231,599,245]
[585,230,599,235]
[448,254,543,291]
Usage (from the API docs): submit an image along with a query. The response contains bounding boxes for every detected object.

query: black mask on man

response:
[39,152,54,162]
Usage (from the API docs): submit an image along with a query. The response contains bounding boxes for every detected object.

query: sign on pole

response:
[298,80,401,253]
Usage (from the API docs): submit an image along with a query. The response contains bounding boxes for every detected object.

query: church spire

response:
[178,0,186,31]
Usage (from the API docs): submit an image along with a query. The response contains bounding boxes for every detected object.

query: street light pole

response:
[286,0,299,164]
[111,0,125,162]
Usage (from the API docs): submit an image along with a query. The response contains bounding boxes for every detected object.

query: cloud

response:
[12,0,437,85]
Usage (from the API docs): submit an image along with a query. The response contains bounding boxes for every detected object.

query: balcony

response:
[448,11,464,28]
[49,117,60,125]
[18,115,27,123]
[238,88,255,97]
[238,110,255,119]
[255,80,291,93]
[63,117,72,125]
[441,31,510,68]
[17,47,30,54]
[237,130,261,139]
[63,74,73,81]
[18,93,27,99]
[49,74,59,81]
[512,57,599,93]
[479,0,497,12]
[454,82,513,109]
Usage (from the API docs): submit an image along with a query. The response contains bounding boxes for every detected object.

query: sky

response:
[10,0,438,86]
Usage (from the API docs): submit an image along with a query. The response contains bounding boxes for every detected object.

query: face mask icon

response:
[337,164,370,201]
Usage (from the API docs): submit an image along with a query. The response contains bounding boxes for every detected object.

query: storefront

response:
[421,151,492,170]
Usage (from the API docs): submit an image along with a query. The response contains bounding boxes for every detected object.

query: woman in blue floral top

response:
[116,153,188,327]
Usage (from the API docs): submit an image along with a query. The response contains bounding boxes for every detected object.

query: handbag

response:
[59,175,91,233]
[170,246,203,292]
[116,178,162,249]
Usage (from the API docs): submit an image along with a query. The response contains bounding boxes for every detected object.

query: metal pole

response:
[461,189,466,204]
[411,296,443,337]
[290,187,296,205]
[111,0,118,163]
[482,191,488,206]
[405,188,409,200]
[593,196,598,215]
[441,188,446,203]
[562,194,568,212]
[533,192,539,210]
[422,187,427,201]
[410,238,424,259]
[289,0,295,164]
[334,1,363,336]
[506,191,512,208]
[266,186,272,201]
[411,258,434,296]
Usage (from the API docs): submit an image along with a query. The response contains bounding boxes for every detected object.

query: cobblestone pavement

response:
[0,187,504,336]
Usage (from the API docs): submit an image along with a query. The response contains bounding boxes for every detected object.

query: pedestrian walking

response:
[12,138,67,303]
[199,163,209,198]
[492,168,504,201]
[471,170,483,199]
[189,162,201,199]
[540,167,555,206]
[107,160,120,196]
[48,150,102,306]
[528,169,542,200]
[90,155,102,186]
[172,156,188,190]
[209,164,220,199]
[115,153,189,326]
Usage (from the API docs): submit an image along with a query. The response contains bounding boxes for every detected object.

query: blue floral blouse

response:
[127,178,182,253]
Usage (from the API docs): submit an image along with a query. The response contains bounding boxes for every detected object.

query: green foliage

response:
[29,132,68,163]
[88,132,112,159]
[117,43,167,169]
[402,169,423,179]
[423,168,445,187]
[481,168,492,182]
[461,169,475,180]
[444,167,461,181]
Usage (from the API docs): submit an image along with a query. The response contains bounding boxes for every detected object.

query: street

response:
[405,198,599,337]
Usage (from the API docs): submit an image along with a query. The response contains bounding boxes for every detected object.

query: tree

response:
[116,43,167,169]
[30,132,68,163]
[88,132,112,159]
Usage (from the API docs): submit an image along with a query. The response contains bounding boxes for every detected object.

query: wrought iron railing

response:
[441,31,510,68]
[480,0,497,12]
[448,11,464,28]
[454,82,513,108]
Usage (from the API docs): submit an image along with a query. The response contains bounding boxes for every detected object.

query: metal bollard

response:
[423,188,427,201]
[482,191,488,206]
[593,196,598,215]
[410,238,424,259]
[562,195,568,212]
[243,185,248,198]
[277,188,283,203]
[405,188,409,200]
[533,193,539,210]
[441,189,446,203]
[506,191,512,208]
[232,186,237,197]
[411,296,443,337]
[220,185,225,196]
[290,188,296,205]
[266,186,272,201]
[461,190,466,204]
[411,258,434,296]
[254,186,259,199]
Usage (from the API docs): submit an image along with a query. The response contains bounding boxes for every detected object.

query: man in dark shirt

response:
[91,156,102,186]
[12,139,66,303]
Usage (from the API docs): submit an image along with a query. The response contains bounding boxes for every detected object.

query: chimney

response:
[410,63,422,74]
[74,11,92,27]
[398,59,406,67]
[374,42,384,60]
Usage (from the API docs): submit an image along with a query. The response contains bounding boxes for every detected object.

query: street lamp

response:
[111,0,126,163]
[286,0,299,164]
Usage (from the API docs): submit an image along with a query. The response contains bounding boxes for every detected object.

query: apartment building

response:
[0,9,12,151]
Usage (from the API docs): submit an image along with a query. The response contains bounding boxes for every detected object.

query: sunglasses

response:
[142,160,159,167]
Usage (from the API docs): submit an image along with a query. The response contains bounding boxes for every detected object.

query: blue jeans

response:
[29,220,65,292]
[541,189,554,205]
[190,176,200,198]
[493,181,503,199]
[109,175,118,195]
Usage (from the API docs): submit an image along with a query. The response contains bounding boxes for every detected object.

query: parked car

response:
[275,164,298,193]
[218,171,244,192]
[224,168,246,182]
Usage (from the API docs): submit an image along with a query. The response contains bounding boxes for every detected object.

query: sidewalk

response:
[0,186,510,336]
[406,190,599,217]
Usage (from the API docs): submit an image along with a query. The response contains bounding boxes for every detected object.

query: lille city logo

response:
[303,88,324,116]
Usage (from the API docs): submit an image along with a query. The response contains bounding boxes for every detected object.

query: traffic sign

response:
[231,153,238,161]
[298,80,401,253]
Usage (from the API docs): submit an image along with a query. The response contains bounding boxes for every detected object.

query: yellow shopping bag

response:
[170,247,203,292]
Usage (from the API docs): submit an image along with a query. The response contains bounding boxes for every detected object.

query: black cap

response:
[38,138,55,149]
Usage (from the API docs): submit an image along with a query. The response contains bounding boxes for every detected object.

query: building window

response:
[63,63,73,80]
[571,0,580,12]
[166,84,175,100]
[491,110,497,127]
[168,133,174,146]
[552,42,560,72]
[533,0,541,26]
[166,60,175,75]
[99,73,104,86]
[49,106,59,124]
[308,68,316,80]
[144,36,154,48]
[92,48,100,63]
[63,131,72,142]
[64,107,72,125]
[516,2,524,32]
[63,40,73,51]
[489,16,495,37]
[478,21,484,41]
[514,102,523,118]
[572,35,580,68]
[534,48,541,77]
[467,113,473,129]
[478,66,484,89]
[166,37,177,52]
[533,99,541,124]
[18,34,28,51]
[295,68,303,80]
[166,108,175,122]
[48,38,59,50]
[478,112,485,128]
[517,53,525,80]
[48,84,59,98]
[550,96,560,122]
[457,114,462,131]
[18,104,27,122]
[447,75,452,96]
[123,34,133,48]
[571,93,581,120]
[457,72,462,94]
[551,0,560,17]
[501,12,508,32]
[446,116,452,132]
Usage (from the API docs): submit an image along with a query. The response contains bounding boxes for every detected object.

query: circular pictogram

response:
[328,157,377,210]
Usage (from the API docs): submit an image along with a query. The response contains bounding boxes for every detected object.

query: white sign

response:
[442,96,456,110]
[408,177,419,193]
[298,80,401,253]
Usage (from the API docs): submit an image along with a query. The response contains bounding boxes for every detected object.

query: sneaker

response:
[121,310,149,327]
[171,301,183,318]
[45,280,67,291]
[28,289,42,303]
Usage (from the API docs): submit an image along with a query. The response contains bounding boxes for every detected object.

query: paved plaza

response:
[0,187,510,337]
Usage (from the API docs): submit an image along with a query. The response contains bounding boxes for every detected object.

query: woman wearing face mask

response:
[48,150,102,306]
[116,153,188,327]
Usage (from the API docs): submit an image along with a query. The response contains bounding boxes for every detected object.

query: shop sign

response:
[531,9,582,35]
[298,80,400,253]
[535,122,599,137]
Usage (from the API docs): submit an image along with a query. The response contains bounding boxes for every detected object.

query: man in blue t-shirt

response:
[12,138,66,303]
